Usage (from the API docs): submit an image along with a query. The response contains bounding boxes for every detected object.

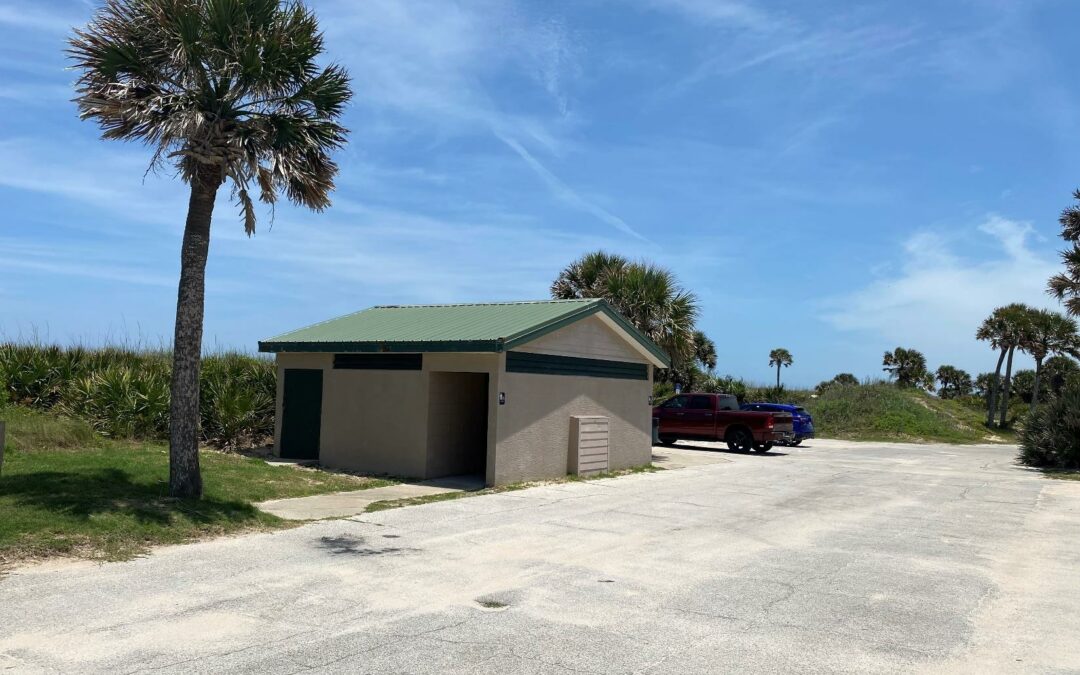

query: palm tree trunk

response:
[776,364,780,389]
[1030,357,1044,412]
[997,346,1015,428]
[986,347,1007,427]
[168,172,221,499]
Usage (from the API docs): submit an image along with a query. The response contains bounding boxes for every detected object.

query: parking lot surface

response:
[2,439,1079,673]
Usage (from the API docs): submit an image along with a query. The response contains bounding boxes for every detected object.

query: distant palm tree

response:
[882,347,933,390]
[552,252,699,366]
[977,304,1030,427]
[70,0,351,498]
[693,331,717,371]
[1048,189,1080,317]
[768,348,793,388]
[1020,309,1080,411]
[935,365,973,399]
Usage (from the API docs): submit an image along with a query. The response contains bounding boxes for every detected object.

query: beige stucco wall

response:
[320,368,429,477]
[493,370,652,484]
[274,351,500,481]
[515,314,643,361]
[491,316,655,485]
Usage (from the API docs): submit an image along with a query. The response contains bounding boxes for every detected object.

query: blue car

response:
[740,403,814,446]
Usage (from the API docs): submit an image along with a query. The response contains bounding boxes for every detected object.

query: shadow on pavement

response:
[663,442,789,457]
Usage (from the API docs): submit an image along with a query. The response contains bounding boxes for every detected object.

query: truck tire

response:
[753,442,774,453]
[659,436,677,446]
[726,427,753,452]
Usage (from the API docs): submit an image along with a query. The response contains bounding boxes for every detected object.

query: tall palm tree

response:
[70,0,351,498]
[768,348,793,388]
[1020,309,1080,411]
[977,304,1029,427]
[997,306,1036,427]
[1048,189,1080,317]
[551,252,699,366]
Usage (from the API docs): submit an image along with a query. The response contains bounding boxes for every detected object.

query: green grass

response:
[803,383,1017,444]
[1046,472,1080,481]
[365,464,661,513]
[0,406,389,568]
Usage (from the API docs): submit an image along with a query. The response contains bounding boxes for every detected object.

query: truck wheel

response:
[659,436,677,446]
[753,442,774,453]
[726,428,753,452]
[790,438,803,447]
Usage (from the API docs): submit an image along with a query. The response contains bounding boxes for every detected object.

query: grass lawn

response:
[0,406,390,568]
[803,384,1019,444]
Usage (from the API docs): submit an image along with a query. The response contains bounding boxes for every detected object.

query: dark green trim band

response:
[505,351,649,381]
[333,353,423,370]
[259,340,501,354]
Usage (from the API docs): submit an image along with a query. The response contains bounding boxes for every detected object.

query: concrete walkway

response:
[257,475,484,520]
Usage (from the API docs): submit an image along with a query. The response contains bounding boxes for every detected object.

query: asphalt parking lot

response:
[2,439,1079,674]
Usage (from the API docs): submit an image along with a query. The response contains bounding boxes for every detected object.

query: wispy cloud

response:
[642,0,782,31]
[493,131,644,241]
[316,0,636,238]
[0,3,78,33]
[821,215,1062,373]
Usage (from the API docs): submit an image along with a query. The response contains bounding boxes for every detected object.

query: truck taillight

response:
[766,415,774,429]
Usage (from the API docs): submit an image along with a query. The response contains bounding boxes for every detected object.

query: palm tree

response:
[997,306,1036,427]
[1048,189,1080,317]
[693,331,717,371]
[935,365,973,399]
[1020,309,1080,411]
[550,251,628,300]
[882,347,933,390]
[768,348,793,388]
[70,0,351,498]
[977,304,1029,427]
[552,252,699,366]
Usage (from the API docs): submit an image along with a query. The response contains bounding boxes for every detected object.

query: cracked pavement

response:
[2,439,1080,673]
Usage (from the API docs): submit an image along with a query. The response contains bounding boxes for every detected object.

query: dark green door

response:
[281,369,323,460]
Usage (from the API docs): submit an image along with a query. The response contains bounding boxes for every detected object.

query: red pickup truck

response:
[653,393,794,452]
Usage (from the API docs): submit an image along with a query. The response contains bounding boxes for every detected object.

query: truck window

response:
[661,396,688,409]
[717,395,739,411]
[688,395,713,410]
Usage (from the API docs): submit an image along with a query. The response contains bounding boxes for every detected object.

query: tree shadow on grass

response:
[0,468,263,526]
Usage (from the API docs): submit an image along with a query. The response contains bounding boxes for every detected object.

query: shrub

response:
[0,343,275,449]
[699,375,748,402]
[200,353,276,448]
[1018,384,1080,469]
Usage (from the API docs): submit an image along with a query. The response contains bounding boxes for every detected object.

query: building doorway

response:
[426,372,489,480]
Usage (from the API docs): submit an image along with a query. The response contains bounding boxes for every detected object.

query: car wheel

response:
[790,438,803,447]
[726,428,753,452]
[753,442,774,453]
[658,435,677,446]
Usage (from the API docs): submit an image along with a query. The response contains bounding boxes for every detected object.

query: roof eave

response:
[258,339,503,354]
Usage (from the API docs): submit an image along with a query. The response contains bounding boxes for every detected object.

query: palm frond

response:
[69,0,352,234]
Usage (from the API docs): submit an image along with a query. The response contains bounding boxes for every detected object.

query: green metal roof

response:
[258,299,670,367]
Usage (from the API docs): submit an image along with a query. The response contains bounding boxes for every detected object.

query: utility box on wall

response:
[569,415,610,476]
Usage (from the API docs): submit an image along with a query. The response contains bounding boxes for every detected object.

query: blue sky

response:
[1,0,1078,387]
